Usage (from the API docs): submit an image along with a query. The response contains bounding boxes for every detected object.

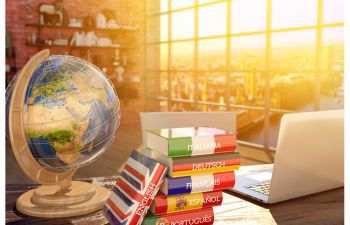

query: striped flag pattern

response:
[103,150,168,225]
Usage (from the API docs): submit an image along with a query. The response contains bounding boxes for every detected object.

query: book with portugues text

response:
[103,150,168,225]
[160,171,235,196]
[143,148,240,178]
[150,190,223,215]
[146,127,237,157]
[142,208,214,225]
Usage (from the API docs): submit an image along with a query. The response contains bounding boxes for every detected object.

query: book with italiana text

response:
[103,150,168,225]
[146,127,237,157]
[150,190,223,215]
[142,208,214,225]
[160,171,235,196]
[143,148,240,178]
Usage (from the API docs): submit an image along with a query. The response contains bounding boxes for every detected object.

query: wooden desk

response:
[6,177,343,225]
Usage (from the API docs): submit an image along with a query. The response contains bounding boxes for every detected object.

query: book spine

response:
[163,171,235,196]
[168,134,237,157]
[152,191,223,215]
[172,158,240,177]
[142,208,214,225]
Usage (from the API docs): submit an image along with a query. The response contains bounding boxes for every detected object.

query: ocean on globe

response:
[6,55,120,172]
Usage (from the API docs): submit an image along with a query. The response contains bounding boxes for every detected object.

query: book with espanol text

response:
[142,208,214,225]
[146,127,237,157]
[103,150,168,225]
[150,190,223,215]
[160,171,235,196]
[144,148,240,178]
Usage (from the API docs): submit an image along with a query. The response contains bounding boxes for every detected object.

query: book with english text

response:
[146,127,237,157]
[150,190,223,215]
[103,150,168,225]
[160,171,235,196]
[144,148,240,178]
[142,208,214,225]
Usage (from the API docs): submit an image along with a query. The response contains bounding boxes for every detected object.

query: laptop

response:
[230,110,344,203]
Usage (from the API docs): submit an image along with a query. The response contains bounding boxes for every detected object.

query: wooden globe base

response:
[16,181,110,218]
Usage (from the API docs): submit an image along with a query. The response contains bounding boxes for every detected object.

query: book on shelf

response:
[160,171,235,196]
[142,208,214,225]
[144,148,240,178]
[150,190,223,215]
[146,127,237,157]
[103,150,168,225]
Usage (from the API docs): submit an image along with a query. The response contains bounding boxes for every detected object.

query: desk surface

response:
[6,176,344,225]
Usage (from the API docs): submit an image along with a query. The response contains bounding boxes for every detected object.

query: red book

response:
[150,191,223,215]
[142,208,214,225]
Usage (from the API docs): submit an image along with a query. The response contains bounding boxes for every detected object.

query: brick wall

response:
[6,0,146,124]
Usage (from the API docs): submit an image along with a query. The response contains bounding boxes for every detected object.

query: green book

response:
[146,127,237,157]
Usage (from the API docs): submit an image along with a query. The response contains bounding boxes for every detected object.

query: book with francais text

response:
[160,171,235,196]
[146,127,237,157]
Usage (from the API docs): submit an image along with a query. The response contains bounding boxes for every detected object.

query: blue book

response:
[159,171,235,196]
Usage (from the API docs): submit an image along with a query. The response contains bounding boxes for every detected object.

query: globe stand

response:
[16,180,110,218]
[8,49,111,218]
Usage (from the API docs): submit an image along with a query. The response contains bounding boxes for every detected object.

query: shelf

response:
[25,23,139,33]
[26,43,135,50]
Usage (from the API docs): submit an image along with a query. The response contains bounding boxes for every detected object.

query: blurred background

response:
[5,0,344,183]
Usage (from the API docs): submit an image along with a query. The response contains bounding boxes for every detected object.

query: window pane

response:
[198,38,226,70]
[231,0,266,34]
[160,43,168,70]
[198,104,227,111]
[198,0,220,4]
[171,73,195,100]
[161,0,168,12]
[172,0,194,10]
[268,113,283,148]
[231,35,266,70]
[229,72,265,107]
[160,100,169,111]
[198,72,226,103]
[160,72,169,97]
[321,27,344,110]
[271,30,316,111]
[161,14,168,42]
[324,0,344,24]
[199,3,227,37]
[271,30,316,71]
[172,9,194,40]
[272,0,317,29]
[171,41,194,70]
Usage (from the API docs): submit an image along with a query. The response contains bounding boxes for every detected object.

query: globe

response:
[6,49,120,218]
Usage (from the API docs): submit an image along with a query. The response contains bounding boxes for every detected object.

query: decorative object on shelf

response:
[70,31,98,46]
[68,18,83,28]
[85,31,98,46]
[6,49,120,218]
[115,66,125,82]
[27,32,37,45]
[53,39,69,46]
[106,20,119,29]
[96,13,106,29]
[97,37,112,47]
[130,74,141,83]
[39,3,63,26]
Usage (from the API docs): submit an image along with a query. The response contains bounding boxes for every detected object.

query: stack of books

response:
[142,127,239,225]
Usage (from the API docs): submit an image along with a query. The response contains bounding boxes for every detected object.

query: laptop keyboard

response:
[245,182,270,195]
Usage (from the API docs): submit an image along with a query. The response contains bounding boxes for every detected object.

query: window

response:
[145,0,344,150]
